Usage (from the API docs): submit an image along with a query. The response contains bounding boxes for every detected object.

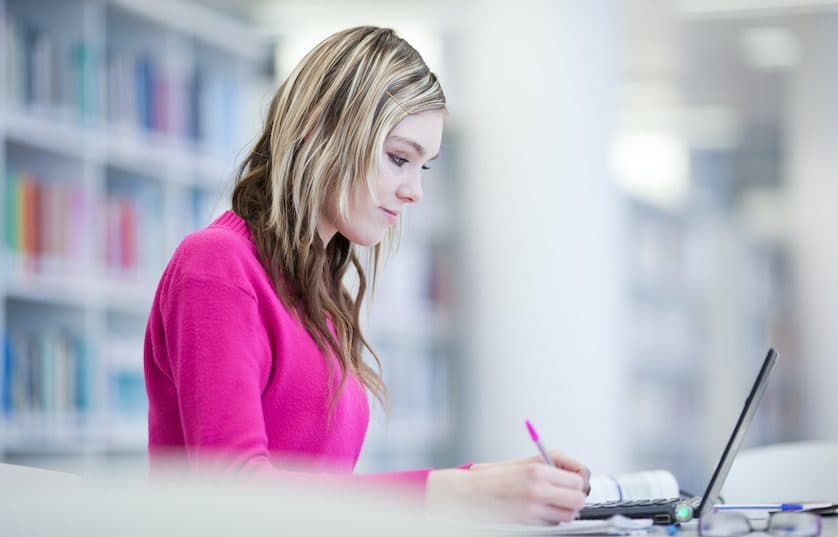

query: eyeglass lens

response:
[699,511,822,537]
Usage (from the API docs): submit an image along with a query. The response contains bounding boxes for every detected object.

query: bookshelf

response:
[1,0,460,476]
[621,142,797,495]
[0,0,275,466]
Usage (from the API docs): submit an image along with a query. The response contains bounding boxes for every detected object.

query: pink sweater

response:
[144,210,450,491]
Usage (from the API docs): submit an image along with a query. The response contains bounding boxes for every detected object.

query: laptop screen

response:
[695,348,779,518]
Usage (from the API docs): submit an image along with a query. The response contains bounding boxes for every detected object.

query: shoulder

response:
[166,224,264,293]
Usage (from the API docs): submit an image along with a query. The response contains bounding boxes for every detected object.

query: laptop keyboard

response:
[585,496,701,509]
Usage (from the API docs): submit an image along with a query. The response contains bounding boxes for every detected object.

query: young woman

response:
[144,25,590,525]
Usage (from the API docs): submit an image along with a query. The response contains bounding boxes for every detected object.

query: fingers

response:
[532,463,586,492]
[521,481,587,525]
[468,462,589,526]
[547,449,585,472]
[580,465,592,495]
[528,503,579,525]
[541,481,588,511]
[525,464,588,510]
[546,450,591,495]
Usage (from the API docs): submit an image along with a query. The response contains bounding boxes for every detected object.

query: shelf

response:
[100,276,156,317]
[108,0,272,62]
[0,0,457,475]
[4,110,96,162]
[3,110,231,184]
[0,0,280,466]
[3,252,157,315]
[1,417,147,455]
[4,259,94,308]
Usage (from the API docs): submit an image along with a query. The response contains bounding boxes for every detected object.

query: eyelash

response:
[389,154,430,170]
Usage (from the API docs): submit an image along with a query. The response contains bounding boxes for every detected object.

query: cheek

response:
[374,169,399,199]
[347,182,376,214]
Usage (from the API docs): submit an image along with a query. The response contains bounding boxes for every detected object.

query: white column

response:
[457,0,628,472]
[787,17,838,439]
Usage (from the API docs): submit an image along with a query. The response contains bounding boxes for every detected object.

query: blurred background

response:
[1,0,836,497]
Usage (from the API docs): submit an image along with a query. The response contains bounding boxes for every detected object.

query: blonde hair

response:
[231,26,446,411]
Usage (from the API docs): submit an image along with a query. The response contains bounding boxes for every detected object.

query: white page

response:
[587,471,680,504]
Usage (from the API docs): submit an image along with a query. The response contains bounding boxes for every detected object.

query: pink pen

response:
[525,419,555,466]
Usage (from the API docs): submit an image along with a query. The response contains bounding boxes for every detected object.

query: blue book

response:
[136,54,152,131]
[73,336,84,412]
[190,68,202,141]
[3,333,13,414]
[23,26,37,106]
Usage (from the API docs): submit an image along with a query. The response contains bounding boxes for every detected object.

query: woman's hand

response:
[426,452,590,525]
[468,450,591,496]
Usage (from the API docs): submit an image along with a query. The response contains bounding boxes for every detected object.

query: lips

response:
[380,207,399,217]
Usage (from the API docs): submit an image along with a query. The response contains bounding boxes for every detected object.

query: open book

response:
[586,471,681,505]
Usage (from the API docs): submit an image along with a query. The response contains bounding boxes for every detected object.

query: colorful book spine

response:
[102,184,162,277]
[0,330,93,415]
[5,15,95,122]
[2,336,13,415]
[4,170,86,265]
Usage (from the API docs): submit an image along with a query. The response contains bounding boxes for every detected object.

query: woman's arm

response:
[159,274,276,473]
[158,274,589,523]
[157,274,469,486]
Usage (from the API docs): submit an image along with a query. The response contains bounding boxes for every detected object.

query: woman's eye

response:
[389,153,430,170]
[389,154,407,167]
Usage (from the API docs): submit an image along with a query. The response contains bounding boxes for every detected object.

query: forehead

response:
[386,109,444,156]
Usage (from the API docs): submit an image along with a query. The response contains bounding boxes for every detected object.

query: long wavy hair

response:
[231,26,446,411]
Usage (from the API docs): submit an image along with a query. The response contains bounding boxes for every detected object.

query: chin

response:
[342,227,387,247]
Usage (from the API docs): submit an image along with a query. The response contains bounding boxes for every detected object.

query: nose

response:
[396,173,423,204]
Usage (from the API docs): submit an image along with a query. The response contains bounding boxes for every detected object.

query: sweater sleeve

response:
[160,274,471,491]
[162,274,277,472]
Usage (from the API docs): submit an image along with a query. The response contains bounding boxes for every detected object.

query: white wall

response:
[788,16,838,440]
[457,0,629,473]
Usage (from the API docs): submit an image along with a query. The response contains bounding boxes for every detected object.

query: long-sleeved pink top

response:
[144,210,458,491]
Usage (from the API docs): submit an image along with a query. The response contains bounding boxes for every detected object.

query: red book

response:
[121,200,137,271]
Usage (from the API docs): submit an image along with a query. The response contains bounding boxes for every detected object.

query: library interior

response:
[2,0,838,534]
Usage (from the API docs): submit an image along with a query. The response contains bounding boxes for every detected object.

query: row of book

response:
[103,182,163,277]
[5,170,87,267]
[106,48,240,153]
[102,182,224,276]
[2,329,93,415]
[4,169,162,276]
[103,335,147,417]
[4,15,97,123]
[4,14,242,154]
[4,167,224,277]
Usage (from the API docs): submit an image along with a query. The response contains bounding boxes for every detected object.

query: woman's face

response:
[318,109,444,246]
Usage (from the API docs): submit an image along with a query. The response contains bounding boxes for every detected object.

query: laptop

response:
[579,348,779,525]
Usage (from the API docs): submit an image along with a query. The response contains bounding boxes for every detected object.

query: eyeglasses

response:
[699,511,822,537]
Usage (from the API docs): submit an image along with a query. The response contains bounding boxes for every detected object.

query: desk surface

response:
[675,516,838,537]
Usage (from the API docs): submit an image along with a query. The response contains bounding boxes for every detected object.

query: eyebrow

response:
[388,135,440,160]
